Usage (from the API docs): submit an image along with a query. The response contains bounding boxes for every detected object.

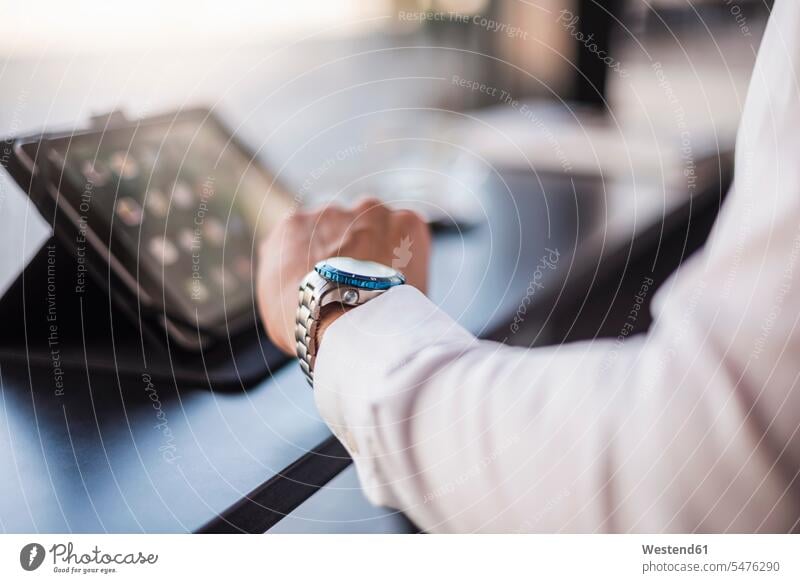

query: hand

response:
[257,198,431,355]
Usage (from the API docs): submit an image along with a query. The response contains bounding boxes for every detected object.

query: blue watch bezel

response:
[315,258,405,290]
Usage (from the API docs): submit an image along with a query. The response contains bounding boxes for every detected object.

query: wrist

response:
[294,257,406,386]
[316,303,352,346]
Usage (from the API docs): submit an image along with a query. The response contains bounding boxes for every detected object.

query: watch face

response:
[315,257,405,290]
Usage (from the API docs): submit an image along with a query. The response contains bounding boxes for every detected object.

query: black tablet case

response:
[0,113,289,390]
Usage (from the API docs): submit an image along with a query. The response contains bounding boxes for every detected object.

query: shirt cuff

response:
[313,284,474,507]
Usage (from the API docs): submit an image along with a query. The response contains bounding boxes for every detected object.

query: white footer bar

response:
[0,534,796,582]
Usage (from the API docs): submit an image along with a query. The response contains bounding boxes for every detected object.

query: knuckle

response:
[393,208,418,221]
[395,209,427,229]
[354,196,385,212]
[317,203,348,221]
[359,206,384,220]
[286,211,306,226]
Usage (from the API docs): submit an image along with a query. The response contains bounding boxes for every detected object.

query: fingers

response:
[392,209,431,253]
[310,205,349,252]
[351,196,384,212]
[393,208,428,232]
[259,196,430,272]
[350,197,390,230]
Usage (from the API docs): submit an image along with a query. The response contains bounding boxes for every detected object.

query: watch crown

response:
[342,289,359,304]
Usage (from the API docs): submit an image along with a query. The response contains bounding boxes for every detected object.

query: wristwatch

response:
[295,257,406,385]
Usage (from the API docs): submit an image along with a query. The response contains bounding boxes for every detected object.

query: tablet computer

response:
[11,108,293,350]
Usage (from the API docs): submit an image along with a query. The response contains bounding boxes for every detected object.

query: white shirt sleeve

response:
[314,0,800,533]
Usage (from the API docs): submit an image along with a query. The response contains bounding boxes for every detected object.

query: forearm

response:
[314,285,629,532]
[314,285,800,533]
[316,304,352,344]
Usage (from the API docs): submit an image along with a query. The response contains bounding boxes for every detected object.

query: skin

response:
[257,198,432,355]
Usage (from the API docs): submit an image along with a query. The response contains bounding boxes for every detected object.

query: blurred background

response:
[0,0,772,299]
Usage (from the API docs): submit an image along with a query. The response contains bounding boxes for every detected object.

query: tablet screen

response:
[44,114,293,332]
